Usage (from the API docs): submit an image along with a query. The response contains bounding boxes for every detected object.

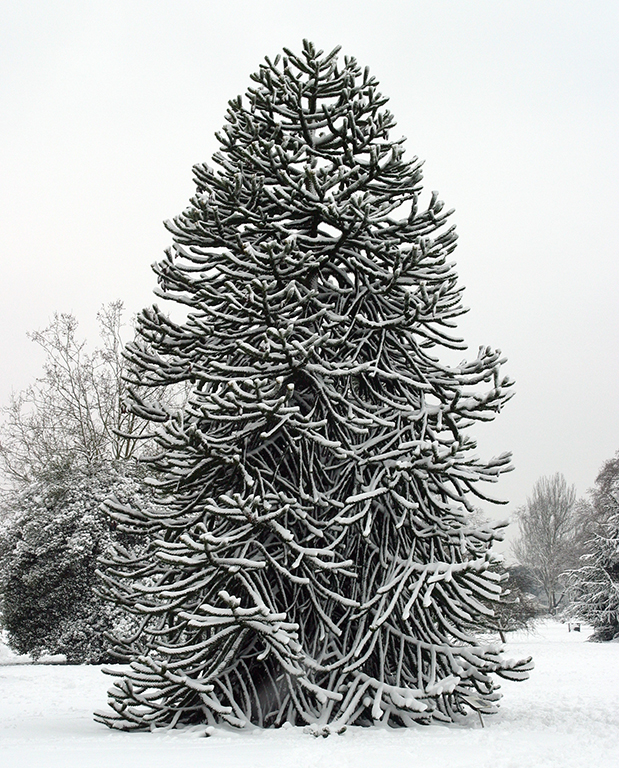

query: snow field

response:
[1,621,618,768]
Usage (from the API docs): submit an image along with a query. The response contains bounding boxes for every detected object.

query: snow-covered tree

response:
[97,41,532,731]
[0,304,156,662]
[0,302,147,487]
[513,474,581,612]
[566,453,619,640]
[566,514,619,640]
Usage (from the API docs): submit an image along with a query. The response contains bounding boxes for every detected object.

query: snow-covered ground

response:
[1,621,618,768]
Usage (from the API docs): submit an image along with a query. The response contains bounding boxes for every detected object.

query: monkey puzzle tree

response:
[97,41,532,731]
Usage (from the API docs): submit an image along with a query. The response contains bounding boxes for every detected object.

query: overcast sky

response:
[2,0,618,538]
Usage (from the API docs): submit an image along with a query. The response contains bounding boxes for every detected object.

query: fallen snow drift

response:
[1,621,618,768]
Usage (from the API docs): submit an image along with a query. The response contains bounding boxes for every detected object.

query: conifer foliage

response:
[567,513,619,640]
[566,454,619,640]
[97,42,532,731]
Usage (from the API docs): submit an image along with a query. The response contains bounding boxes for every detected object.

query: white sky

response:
[2,0,618,536]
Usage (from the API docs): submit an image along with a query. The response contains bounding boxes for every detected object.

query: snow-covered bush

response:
[0,465,141,663]
[97,41,532,731]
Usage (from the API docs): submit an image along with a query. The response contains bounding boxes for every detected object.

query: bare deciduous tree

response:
[0,301,161,488]
[513,473,581,612]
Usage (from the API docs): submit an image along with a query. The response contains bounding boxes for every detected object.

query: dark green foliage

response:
[0,467,128,662]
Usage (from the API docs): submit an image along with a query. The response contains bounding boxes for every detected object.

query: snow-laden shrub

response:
[0,464,142,663]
